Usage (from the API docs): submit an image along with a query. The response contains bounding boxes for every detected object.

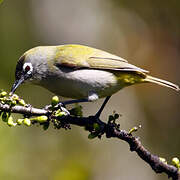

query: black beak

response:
[11,76,25,94]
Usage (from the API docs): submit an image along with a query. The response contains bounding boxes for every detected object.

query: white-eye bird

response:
[11,44,179,117]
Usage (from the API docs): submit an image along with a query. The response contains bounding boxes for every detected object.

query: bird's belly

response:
[39,69,121,99]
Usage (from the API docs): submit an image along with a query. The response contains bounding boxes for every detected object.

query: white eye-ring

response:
[23,63,33,75]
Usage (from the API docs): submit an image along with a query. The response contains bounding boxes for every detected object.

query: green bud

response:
[11,100,17,106]
[114,113,119,119]
[129,127,138,134]
[23,118,31,126]
[7,116,17,127]
[18,99,26,106]
[129,126,138,134]
[2,112,9,122]
[88,133,98,139]
[108,115,114,121]
[55,111,66,117]
[69,105,83,117]
[43,122,49,130]
[54,109,61,116]
[93,123,100,131]
[30,116,48,123]
[129,125,141,134]
[54,109,67,117]
[17,119,24,125]
[11,94,19,101]
[0,91,7,97]
[172,157,180,168]
[51,96,59,106]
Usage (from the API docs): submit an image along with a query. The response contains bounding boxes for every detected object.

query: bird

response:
[11,44,179,117]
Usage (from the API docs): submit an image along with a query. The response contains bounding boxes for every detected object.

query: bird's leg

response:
[45,96,111,118]
[46,96,110,117]
[55,99,89,115]
[44,99,88,111]
[60,99,89,105]
[95,96,111,118]
[59,96,111,118]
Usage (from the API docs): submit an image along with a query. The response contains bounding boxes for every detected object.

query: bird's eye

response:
[25,65,30,72]
[23,63,33,74]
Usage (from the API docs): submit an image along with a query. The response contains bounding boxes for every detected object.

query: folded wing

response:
[55,44,148,73]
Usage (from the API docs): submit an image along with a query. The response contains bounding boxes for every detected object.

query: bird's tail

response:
[145,75,180,91]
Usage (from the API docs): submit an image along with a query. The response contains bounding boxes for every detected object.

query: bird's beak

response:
[11,76,25,94]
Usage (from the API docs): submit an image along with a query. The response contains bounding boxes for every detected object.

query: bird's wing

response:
[86,56,148,73]
[54,44,148,73]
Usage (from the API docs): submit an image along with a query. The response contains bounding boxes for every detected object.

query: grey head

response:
[11,46,56,94]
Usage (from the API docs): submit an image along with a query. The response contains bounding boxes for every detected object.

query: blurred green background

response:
[0,0,180,179]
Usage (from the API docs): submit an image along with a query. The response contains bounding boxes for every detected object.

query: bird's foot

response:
[44,104,51,111]
[58,104,70,115]
[44,102,70,115]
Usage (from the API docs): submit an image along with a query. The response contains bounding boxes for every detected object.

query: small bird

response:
[11,44,179,117]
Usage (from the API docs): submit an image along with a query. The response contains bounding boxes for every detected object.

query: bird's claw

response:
[44,104,52,111]
[57,102,66,109]
[57,102,70,115]
[44,102,70,115]
[60,106,70,115]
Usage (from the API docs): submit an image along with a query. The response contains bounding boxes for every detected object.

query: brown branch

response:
[0,103,179,180]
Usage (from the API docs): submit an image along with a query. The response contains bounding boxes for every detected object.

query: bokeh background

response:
[0,0,180,179]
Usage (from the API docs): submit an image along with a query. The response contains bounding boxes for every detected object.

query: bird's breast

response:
[38,68,121,99]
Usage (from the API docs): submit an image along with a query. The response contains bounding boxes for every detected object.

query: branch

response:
[0,92,179,180]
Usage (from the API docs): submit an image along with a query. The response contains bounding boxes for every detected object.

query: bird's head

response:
[11,46,56,94]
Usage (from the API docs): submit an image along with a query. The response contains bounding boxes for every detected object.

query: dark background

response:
[0,0,180,179]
